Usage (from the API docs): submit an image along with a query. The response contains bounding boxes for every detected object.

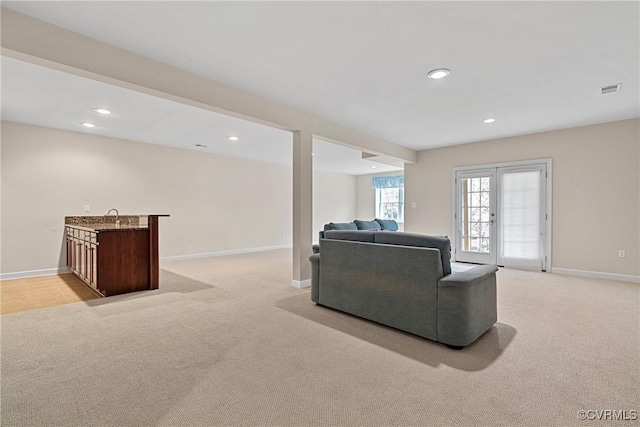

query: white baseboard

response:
[160,244,292,263]
[552,267,640,284]
[291,279,311,289]
[0,267,69,281]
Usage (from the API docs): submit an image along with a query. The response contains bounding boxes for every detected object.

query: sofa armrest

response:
[309,253,320,303]
[312,244,320,254]
[437,264,498,347]
[438,264,498,288]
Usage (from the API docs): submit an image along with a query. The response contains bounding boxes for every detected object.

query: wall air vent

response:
[601,83,622,94]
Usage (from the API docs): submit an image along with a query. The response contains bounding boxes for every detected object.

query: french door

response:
[454,162,549,271]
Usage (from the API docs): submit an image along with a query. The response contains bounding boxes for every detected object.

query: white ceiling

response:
[2,2,639,169]
[1,57,398,175]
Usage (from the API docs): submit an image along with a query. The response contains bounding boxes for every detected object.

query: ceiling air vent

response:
[601,83,622,95]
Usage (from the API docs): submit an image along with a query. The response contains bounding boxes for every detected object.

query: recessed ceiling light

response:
[483,118,496,124]
[82,122,96,128]
[195,144,208,148]
[228,136,239,141]
[371,166,378,169]
[94,108,111,115]
[427,68,450,79]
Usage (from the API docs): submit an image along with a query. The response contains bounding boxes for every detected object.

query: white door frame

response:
[451,158,553,271]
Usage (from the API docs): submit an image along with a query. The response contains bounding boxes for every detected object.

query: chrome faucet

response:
[106,208,120,227]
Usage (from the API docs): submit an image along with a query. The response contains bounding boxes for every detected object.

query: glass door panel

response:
[456,169,497,264]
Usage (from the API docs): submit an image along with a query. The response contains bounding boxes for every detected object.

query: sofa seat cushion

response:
[354,219,381,230]
[323,230,376,242]
[324,222,358,231]
[374,232,452,276]
[375,218,399,231]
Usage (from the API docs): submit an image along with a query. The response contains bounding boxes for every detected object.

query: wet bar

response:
[64,214,169,297]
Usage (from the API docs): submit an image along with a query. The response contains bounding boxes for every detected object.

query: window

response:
[372,175,404,223]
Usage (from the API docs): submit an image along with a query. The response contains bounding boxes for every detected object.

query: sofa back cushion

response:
[324,222,358,231]
[374,218,399,231]
[323,230,376,243]
[354,219,381,230]
[374,232,451,275]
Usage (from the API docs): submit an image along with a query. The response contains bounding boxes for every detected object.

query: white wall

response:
[313,170,357,241]
[405,118,640,278]
[1,121,364,276]
[1,121,297,275]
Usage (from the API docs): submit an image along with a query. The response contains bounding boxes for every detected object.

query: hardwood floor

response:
[1,274,101,315]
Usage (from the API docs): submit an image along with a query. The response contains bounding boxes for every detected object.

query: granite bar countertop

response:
[65,223,149,232]
[66,215,148,232]
[65,214,169,232]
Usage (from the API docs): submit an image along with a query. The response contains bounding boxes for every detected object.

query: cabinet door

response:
[81,241,86,281]
[88,244,97,290]
[66,229,73,270]
[75,240,83,276]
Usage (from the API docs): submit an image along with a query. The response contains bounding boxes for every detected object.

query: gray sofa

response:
[314,219,398,254]
[309,230,498,349]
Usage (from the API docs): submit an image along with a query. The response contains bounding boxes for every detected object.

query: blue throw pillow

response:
[353,219,381,230]
[374,218,398,231]
[324,222,358,231]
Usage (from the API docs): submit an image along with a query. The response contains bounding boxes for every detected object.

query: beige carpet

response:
[1,249,638,426]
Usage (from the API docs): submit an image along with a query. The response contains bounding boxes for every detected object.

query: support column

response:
[292,130,313,288]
